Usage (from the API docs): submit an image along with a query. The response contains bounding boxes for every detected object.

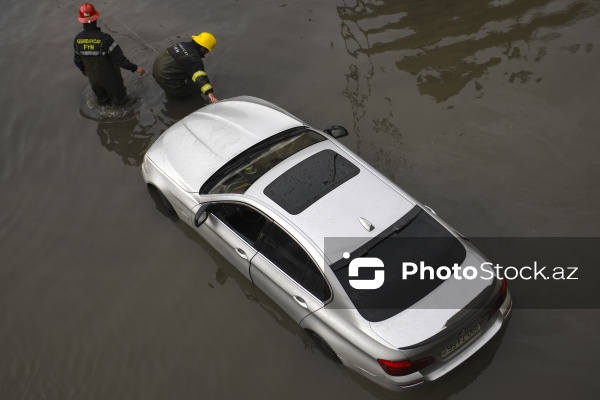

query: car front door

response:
[196,203,269,280]
[250,223,330,323]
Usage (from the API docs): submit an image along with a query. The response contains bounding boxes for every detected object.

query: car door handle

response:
[292,295,308,308]
[234,248,248,260]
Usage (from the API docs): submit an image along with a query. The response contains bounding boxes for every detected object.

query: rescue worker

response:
[153,33,219,103]
[73,3,145,106]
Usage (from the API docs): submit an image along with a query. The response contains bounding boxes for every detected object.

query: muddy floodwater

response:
[1,0,599,399]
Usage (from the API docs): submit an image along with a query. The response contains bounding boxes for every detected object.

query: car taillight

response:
[377,357,434,376]
[488,277,508,319]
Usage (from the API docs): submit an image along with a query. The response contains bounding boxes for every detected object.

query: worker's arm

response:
[104,34,140,73]
[180,56,218,102]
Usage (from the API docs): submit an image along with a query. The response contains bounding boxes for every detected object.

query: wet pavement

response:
[1,0,599,398]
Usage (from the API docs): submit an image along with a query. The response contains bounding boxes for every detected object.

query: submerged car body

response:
[141,96,512,390]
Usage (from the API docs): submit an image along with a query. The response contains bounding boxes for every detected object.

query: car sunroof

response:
[264,149,360,215]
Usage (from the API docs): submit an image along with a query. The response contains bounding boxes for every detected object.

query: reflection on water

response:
[80,78,208,167]
[95,117,153,166]
[175,220,315,349]
[340,46,410,180]
[337,0,597,102]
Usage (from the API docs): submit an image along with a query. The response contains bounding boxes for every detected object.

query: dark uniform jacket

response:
[153,41,214,98]
[73,23,138,105]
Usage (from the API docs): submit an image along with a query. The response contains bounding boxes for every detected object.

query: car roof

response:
[148,96,416,263]
[245,140,416,264]
[146,96,304,193]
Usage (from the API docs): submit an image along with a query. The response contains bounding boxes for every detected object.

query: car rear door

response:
[250,223,330,323]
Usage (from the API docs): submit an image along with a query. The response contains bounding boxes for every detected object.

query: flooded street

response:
[1,0,599,398]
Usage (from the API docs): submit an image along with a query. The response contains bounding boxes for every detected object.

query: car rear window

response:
[332,207,467,322]
[264,149,360,215]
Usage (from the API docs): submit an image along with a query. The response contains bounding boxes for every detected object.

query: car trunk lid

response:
[368,250,494,349]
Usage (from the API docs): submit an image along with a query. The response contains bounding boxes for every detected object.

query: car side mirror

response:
[194,204,211,227]
[323,125,349,138]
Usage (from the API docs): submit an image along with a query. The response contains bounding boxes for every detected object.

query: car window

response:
[260,224,331,301]
[212,203,268,247]
[302,263,332,303]
[205,129,325,195]
[264,149,360,215]
[332,207,467,322]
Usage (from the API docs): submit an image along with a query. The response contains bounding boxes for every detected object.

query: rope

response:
[113,16,160,55]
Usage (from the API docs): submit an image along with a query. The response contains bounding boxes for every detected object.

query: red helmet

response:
[78,3,99,23]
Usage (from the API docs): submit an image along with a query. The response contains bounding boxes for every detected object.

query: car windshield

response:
[332,207,467,322]
[204,128,325,195]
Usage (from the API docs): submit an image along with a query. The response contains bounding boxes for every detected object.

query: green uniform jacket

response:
[153,41,214,99]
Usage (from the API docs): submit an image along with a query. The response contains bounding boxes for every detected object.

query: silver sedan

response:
[141,96,512,390]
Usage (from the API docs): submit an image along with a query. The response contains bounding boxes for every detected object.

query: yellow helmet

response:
[192,32,216,52]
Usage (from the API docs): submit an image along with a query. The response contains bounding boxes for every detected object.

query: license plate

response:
[440,323,481,358]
